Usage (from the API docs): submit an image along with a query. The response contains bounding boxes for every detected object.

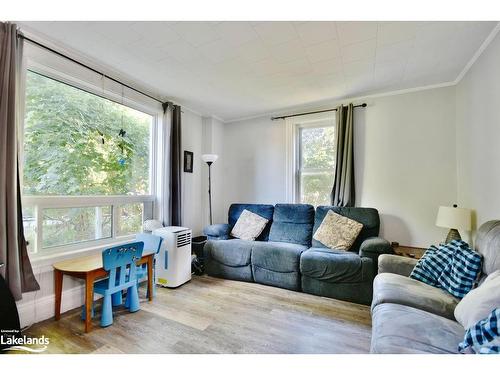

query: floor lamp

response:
[202,154,218,225]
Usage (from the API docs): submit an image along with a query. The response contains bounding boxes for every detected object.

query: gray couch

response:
[370,220,500,354]
[204,203,393,305]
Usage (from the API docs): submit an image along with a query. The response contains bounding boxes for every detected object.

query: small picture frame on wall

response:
[184,151,193,173]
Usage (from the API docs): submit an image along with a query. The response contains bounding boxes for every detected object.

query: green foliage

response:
[300,126,335,169]
[22,72,149,251]
[23,71,151,196]
[300,126,336,207]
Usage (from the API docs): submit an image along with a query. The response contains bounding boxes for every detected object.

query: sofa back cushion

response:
[228,204,274,241]
[312,206,380,252]
[475,220,500,276]
[268,204,315,247]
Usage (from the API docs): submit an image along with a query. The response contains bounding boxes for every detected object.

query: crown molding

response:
[453,21,500,85]
[19,21,500,125]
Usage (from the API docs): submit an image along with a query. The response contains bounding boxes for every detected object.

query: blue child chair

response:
[135,233,163,297]
[82,241,144,327]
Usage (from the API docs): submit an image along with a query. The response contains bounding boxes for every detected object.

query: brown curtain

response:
[0,22,39,300]
[169,104,182,226]
[331,103,355,207]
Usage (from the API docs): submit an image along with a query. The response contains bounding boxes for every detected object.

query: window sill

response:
[29,237,135,273]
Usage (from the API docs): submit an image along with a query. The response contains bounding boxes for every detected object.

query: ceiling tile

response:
[294,22,337,45]
[377,22,419,46]
[305,39,341,63]
[19,21,497,121]
[270,39,305,64]
[214,22,260,47]
[280,58,313,76]
[375,39,414,64]
[253,22,299,46]
[336,21,378,46]
[311,58,343,75]
[343,59,375,78]
[171,22,220,47]
[198,39,239,64]
[341,39,376,63]
[234,39,271,63]
[161,40,204,63]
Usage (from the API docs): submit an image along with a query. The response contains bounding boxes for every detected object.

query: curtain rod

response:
[271,103,367,121]
[18,34,171,107]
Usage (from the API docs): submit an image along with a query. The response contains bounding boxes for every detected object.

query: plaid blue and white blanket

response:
[410,240,482,298]
[459,308,500,354]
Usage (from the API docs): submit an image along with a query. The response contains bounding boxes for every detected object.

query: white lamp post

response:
[202,154,218,225]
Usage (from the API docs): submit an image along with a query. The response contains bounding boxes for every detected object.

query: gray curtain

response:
[331,103,355,207]
[169,104,182,226]
[0,22,39,300]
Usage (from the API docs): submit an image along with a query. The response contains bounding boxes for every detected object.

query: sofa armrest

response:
[377,254,418,277]
[203,224,230,240]
[359,237,393,276]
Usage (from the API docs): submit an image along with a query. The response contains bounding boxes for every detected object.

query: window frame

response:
[285,113,336,205]
[21,59,161,259]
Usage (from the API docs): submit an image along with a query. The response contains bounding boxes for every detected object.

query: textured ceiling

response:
[20,21,497,121]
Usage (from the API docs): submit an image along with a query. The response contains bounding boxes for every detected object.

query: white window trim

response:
[22,50,165,262]
[285,112,336,204]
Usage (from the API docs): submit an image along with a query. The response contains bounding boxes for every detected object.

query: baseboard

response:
[16,285,92,328]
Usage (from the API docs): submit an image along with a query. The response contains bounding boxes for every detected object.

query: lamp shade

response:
[202,154,218,163]
[435,206,471,231]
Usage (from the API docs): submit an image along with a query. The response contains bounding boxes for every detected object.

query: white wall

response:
[181,109,204,235]
[222,87,458,247]
[201,117,225,226]
[456,31,500,232]
[222,116,287,208]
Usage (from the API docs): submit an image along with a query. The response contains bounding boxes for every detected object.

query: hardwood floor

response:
[24,275,372,354]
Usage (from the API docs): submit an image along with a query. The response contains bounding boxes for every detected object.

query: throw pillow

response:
[230,209,269,241]
[313,210,363,251]
[459,308,500,354]
[410,244,454,287]
[437,240,482,299]
[455,270,500,329]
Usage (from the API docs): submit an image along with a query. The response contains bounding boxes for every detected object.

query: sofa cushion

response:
[204,239,252,267]
[251,241,307,273]
[312,206,379,252]
[372,273,459,320]
[455,270,500,329]
[230,209,269,241]
[371,303,464,354]
[228,204,274,241]
[300,247,366,283]
[268,204,314,247]
[475,220,500,276]
[313,210,363,250]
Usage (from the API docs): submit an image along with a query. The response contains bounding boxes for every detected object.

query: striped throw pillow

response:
[459,308,500,354]
[438,240,482,298]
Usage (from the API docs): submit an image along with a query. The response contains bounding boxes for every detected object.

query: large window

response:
[22,70,156,256]
[296,119,336,207]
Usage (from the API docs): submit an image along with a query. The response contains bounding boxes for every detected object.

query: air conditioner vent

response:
[177,232,191,247]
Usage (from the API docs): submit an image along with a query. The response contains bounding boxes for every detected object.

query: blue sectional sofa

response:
[203,203,393,305]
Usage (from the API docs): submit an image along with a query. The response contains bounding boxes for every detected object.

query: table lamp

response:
[202,154,218,225]
[435,204,472,243]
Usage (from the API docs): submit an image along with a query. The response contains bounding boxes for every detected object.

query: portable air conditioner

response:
[152,226,192,288]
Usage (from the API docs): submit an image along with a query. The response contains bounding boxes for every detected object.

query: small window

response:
[41,206,112,248]
[297,120,336,206]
